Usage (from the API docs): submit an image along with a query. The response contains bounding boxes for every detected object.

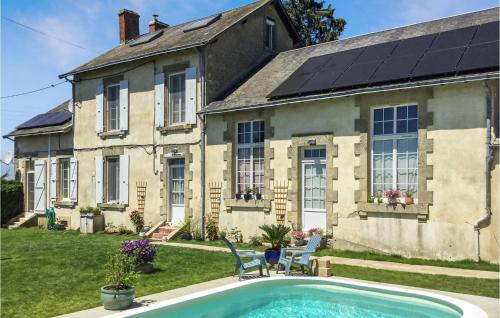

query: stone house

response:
[55,0,300,230]
[200,8,500,262]
[5,100,75,227]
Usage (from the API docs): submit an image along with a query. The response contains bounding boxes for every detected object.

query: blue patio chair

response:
[222,237,270,280]
[277,235,322,276]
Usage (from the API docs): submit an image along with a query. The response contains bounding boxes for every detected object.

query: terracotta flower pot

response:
[405,196,414,205]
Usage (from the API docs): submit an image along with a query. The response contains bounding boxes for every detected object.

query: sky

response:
[1,0,498,177]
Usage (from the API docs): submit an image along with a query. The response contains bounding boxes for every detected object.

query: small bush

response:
[118,225,133,235]
[248,235,263,247]
[205,216,218,241]
[104,252,139,291]
[121,239,156,265]
[129,210,144,233]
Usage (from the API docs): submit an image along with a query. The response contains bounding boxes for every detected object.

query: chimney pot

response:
[118,9,140,44]
[149,14,169,33]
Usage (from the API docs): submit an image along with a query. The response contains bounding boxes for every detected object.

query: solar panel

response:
[471,21,499,44]
[457,41,499,72]
[183,14,221,32]
[355,42,398,63]
[268,23,499,100]
[428,26,477,51]
[370,54,420,83]
[17,111,72,130]
[391,34,436,56]
[411,47,466,78]
[128,30,164,47]
[333,61,381,89]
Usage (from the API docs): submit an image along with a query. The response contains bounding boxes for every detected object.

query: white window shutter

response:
[69,158,78,202]
[119,80,129,131]
[154,73,165,128]
[34,160,46,213]
[185,67,197,124]
[96,83,104,134]
[50,158,57,200]
[119,155,129,204]
[95,156,103,204]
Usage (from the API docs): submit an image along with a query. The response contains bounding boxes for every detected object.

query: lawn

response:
[1,228,234,318]
[332,264,499,298]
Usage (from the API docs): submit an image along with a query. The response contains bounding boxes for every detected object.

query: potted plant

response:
[101,252,139,310]
[181,219,193,240]
[367,196,375,203]
[259,224,291,265]
[122,239,156,273]
[404,191,414,205]
[374,192,383,204]
[244,187,253,201]
[235,192,242,200]
[291,230,305,246]
[253,187,262,200]
[384,189,400,205]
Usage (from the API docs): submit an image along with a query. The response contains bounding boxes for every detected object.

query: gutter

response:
[474,81,495,262]
[199,71,500,115]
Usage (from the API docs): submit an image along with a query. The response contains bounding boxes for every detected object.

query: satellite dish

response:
[2,152,13,165]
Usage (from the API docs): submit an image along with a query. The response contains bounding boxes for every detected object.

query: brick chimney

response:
[149,14,169,33]
[118,9,140,44]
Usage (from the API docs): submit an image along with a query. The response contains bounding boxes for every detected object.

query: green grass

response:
[1,228,234,318]
[332,264,499,298]
[170,238,266,251]
[316,248,499,272]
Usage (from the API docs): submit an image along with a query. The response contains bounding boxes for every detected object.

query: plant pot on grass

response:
[101,253,139,310]
[259,224,291,265]
[182,232,192,240]
[122,239,157,274]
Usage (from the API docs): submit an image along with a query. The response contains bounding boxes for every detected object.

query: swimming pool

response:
[106,277,487,318]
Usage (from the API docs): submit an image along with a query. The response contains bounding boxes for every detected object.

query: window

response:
[170,158,185,205]
[236,121,265,194]
[106,157,120,202]
[60,159,70,200]
[265,18,275,50]
[169,72,186,125]
[107,84,120,131]
[371,105,418,198]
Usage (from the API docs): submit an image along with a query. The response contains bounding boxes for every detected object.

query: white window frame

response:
[106,156,120,203]
[265,18,275,50]
[168,71,186,126]
[59,158,71,201]
[26,161,35,212]
[235,120,265,195]
[106,84,120,131]
[370,104,419,202]
[301,147,327,213]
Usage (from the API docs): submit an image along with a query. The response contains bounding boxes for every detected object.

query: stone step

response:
[152,233,166,240]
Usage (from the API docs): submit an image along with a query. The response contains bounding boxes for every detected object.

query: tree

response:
[284,0,346,46]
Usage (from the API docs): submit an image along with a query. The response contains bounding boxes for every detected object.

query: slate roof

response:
[61,0,299,77]
[6,100,73,137]
[203,7,499,114]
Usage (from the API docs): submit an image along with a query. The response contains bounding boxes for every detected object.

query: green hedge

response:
[1,179,24,225]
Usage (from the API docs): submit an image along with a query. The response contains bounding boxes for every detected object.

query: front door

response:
[169,158,185,224]
[301,148,326,231]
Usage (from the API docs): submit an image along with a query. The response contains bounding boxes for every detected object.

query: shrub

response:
[205,216,218,241]
[1,179,23,225]
[118,225,133,235]
[218,229,227,239]
[104,252,139,291]
[228,227,243,243]
[121,239,156,265]
[129,210,144,233]
[259,224,291,250]
[249,235,263,247]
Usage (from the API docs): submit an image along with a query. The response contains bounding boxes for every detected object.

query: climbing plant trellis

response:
[273,181,288,224]
[209,182,222,223]
[136,181,147,213]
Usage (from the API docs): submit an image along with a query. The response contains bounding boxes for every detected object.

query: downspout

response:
[47,134,51,208]
[197,46,207,238]
[474,81,494,262]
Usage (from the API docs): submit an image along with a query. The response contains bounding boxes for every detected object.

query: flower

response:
[121,239,156,265]
[291,230,304,240]
[308,228,323,237]
[383,189,400,199]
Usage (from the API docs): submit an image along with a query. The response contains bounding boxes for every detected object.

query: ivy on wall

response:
[1,179,24,225]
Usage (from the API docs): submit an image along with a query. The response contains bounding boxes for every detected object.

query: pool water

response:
[129,279,462,318]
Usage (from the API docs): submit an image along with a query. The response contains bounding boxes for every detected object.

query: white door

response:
[169,158,185,224]
[301,148,327,231]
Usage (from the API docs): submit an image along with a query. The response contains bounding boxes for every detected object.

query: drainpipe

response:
[47,134,51,208]
[474,81,494,262]
[197,46,207,238]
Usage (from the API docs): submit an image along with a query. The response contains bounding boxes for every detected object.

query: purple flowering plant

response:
[383,189,400,200]
[121,239,156,265]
